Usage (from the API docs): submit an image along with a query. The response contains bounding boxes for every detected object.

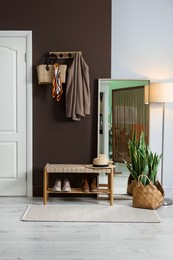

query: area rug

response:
[21,204,161,223]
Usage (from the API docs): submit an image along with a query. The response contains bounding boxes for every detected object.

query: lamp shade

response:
[150,82,173,103]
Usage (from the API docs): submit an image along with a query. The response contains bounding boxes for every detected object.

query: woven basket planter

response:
[133,175,164,210]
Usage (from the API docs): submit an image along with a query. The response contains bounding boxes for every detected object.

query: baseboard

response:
[163,187,173,199]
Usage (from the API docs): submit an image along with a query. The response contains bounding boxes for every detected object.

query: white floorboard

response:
[0,195,173,260]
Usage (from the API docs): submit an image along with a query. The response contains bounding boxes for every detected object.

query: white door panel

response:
[0,47,16,131]
[0,37,27,195]
[0,142,16,178]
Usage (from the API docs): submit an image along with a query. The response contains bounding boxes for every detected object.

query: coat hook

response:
[59,53,64,58]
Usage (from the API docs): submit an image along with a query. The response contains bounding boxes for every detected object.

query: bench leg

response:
[109,169,114,206]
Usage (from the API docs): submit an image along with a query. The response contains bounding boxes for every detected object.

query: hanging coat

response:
[65,53,90,121]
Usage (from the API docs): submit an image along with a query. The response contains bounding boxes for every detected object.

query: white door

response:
[0,36,28,195]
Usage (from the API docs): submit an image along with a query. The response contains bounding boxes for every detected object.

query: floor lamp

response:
[150,82,173,206]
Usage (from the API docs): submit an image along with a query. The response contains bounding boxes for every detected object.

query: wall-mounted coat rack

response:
[49,51,82,59]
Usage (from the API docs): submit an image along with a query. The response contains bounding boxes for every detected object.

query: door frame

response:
[0,30,33,197]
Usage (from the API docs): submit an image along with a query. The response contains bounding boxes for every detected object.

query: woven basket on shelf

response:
[133,175,164,210]
[37,64,67,84]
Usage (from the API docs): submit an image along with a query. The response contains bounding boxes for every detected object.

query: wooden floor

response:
[0,195,173,260]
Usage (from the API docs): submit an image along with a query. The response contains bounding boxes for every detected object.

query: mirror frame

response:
[97,78,150,161]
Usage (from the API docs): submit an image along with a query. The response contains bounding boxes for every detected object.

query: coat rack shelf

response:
[49,51,82,59]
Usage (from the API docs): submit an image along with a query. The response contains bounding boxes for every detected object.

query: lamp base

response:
[162,198,173,206]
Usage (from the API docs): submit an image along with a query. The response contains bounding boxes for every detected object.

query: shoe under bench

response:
[43,163,115,206]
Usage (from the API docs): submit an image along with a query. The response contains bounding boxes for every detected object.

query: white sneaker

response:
[53,179,61,192]
[62,179,71,192]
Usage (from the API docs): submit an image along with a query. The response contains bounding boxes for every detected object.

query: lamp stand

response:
[161,103,173,206]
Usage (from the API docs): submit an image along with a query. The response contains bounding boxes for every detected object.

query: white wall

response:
[112,0,173,197]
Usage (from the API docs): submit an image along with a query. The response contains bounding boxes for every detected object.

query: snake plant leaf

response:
[123,159,139,180]
[147,148,162,185]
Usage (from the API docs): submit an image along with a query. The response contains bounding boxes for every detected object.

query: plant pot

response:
[156,180,164,197]
[127,175,138,195]
[132,175,164,209]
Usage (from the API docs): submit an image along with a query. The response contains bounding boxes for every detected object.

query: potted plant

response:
[124,131,163,194]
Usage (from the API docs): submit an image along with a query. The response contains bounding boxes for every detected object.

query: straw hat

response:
[93,154,109,167]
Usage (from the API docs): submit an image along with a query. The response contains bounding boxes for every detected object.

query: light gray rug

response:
[21,204,161,223]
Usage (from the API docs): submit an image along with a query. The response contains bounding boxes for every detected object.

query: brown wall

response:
[0,0,111,195]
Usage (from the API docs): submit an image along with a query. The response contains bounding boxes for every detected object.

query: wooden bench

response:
[43,163,115,206]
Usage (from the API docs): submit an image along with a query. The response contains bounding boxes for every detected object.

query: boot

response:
[90,176,97,192]
[82,176,89,192]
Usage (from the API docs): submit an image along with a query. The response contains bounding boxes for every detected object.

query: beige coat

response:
[66,53,90,121]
